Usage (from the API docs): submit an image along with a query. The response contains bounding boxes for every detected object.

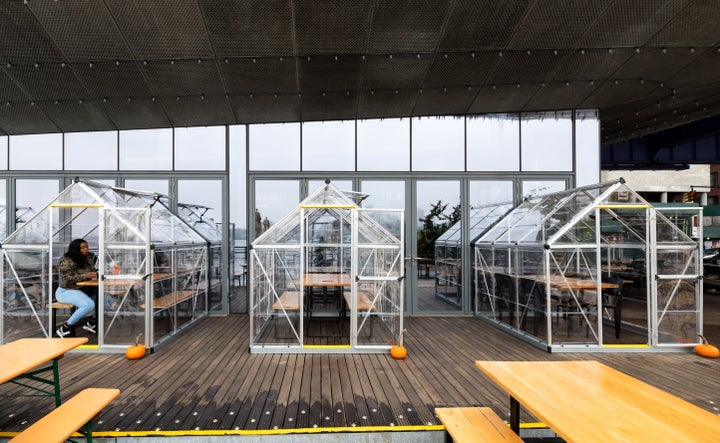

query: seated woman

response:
[55,238,98,338]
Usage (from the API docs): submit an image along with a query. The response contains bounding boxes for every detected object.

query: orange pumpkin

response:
[695,335,719,358]
[126,333,147,360]
[390,329,408,359]
[390,345,407,359]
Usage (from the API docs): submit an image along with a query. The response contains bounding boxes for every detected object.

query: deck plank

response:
[147,318,235,430]
[1,301,719,435]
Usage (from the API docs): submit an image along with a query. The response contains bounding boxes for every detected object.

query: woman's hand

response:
[85,271,98,280]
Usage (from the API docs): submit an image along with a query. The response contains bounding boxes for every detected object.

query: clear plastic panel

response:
[101,263,148,347]
[655,279,698,344]
[258,213,302,245]
[356,211,399,246]
[546,249,602,345]
[655,210,697,244]
[2,247,52,341]
[104,208,149,247]
[355,209,403,347]
[250,247,303,347]
[356,247,402,279]
[469,203,513,241]
[177,203,223,242]
[208,244,222,311]
[304,207,352,272]
[657,246,700,276]
[479,205,532,244]
[70,206,101,243]
[496,210,545,244]
[495,272,519,330]
[5,208,54,245]
[148,204,204,244]
[356,279,402,346]
[165,245,208,335]
[101,207,149,347]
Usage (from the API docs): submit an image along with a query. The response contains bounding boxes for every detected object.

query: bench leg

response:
[51,306,77,337]
[84,419,94,443]
[510,396,520,434]
[52,359,62,407]
[51,307,57,333]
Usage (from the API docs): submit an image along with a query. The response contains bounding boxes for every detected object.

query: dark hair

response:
[65,238,89,268]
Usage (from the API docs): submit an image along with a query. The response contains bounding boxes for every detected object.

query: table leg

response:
[510,396,520,434]
[52,358,61,407]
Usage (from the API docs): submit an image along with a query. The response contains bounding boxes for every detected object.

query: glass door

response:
[651,208,702,346]
[353,208,404,347]
[414,180,461,313]
[177,179,224,313]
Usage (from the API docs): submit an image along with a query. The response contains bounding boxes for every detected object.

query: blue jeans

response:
[55,287,95,326]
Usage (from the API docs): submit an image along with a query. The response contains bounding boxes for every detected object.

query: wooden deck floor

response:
[1,295,719,437]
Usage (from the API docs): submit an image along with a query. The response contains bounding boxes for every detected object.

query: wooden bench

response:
[343,291,376,337]
[272,291,300,311]
[272,291,301,338]
[48,301,76,332]
[10,387,120,443]
[343,290,375,312]
[435,407,523,443]
[141,290,195,310]
[50,301,74,310]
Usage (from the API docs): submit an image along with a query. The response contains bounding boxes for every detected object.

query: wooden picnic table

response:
[299,273,351,287]
[475,360,720,442]
[298,273,351,336]
[523,274,618,291]
[76,273,174,287]
[0,337,88,407]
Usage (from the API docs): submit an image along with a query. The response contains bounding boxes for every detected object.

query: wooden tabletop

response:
[77,273,174,287]
[523,275,618,291]
[475,360,720,442]
[0,338,88,384]
[300,273,351,287]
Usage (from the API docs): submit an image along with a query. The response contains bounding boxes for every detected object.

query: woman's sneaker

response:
[82,319,97,334]
[56,322,72,338]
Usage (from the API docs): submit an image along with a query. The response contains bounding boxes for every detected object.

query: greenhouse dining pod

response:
[434,202,513,307]
[474,179,703,352]
[0,179,209,352]
[250,181,404,353]
[177,202,224,312]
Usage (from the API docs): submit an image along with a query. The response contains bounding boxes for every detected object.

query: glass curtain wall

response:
[247,110,598,316]
[416,180,461,312]
[3,126,231,325]
[0,109,599,323]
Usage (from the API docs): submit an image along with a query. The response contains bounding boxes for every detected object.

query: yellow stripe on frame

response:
[303,344,352,349]
[602,344,650,348]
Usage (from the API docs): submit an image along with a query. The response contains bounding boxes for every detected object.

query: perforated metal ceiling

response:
[0,0,718,144]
